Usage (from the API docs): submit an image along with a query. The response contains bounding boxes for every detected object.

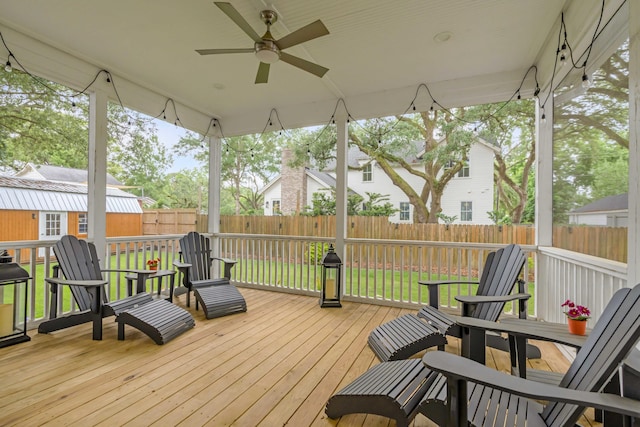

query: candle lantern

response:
[0,256,31,348]
[320,244,342,308]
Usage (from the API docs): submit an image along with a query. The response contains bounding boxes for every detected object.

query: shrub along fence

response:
[142,209,627,263]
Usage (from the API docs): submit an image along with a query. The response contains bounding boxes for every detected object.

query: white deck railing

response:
[0,235,628,329]
[536,246,627,327]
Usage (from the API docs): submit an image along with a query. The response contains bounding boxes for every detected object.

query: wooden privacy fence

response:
[142,210,627,263]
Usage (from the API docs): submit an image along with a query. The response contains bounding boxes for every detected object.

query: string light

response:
[559,43,567,65]
[0,0,617,161]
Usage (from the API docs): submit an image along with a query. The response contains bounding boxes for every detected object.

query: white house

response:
[569,193,628,227]
[261,140,499,224]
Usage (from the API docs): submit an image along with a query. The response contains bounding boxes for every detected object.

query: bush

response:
[306,242,330,265]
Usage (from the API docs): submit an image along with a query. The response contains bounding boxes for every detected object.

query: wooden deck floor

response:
[0,288,599,426]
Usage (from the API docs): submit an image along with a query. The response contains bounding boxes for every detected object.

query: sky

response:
[154,118,201,173]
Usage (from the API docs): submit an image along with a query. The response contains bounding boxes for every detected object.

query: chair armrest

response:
[173,260,192,270]
[418,280,480,286]
[455,316,587,348]
[423,351,640,419]
[45,277,108,288]
[454,293,530,318]
[211,257,237,279]
[455,293,531,304]
[418,280,480,309]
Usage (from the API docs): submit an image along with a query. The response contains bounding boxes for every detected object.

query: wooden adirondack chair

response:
[38,235,194,344]
[367,244,532,361]
[325,284,640,427]
[174,231,247,319]
[422,283,640,427]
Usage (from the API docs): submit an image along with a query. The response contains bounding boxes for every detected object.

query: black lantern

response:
[0,258,31,348]
[320,244,342,308]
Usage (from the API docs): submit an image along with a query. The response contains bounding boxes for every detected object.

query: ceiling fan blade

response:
[280,52,329,78]
[196,48,255,55]
[214,2,262,42]
[255,62,270,84]
[276,20,329,50]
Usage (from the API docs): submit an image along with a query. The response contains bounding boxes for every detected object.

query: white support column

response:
[628,2,640,286]
[534,97,553,248]
[534,96,554,320]
[88,89,108,261]
[335,111,349,294]
[208,134,222,267]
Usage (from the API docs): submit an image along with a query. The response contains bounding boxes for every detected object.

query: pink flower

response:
[562,299,590,320]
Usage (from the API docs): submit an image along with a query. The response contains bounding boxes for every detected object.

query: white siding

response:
[438,143,495,225]
[262,181,282,216]
[342,142,496,224]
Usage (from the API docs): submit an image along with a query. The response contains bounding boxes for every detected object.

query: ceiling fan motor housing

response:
[255,40,280,64]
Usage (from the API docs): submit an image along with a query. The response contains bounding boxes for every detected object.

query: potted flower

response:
[561,299,590,335]
[146,257,160,271]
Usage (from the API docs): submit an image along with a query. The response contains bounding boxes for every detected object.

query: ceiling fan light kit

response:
[196,2,330,84]
[255,41,280,64]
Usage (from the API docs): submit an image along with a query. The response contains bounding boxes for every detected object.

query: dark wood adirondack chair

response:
[174,231,247,319]
[38,235,194,344]
[422,283,640,427]
[325,284,640,427]
[367,244,532,361]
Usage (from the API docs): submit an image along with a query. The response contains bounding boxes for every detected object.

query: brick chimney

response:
[280,148,306,215]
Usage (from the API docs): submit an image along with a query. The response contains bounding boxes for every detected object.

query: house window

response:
[445,160,469,177]
[458,160,470,177]
[461,201,473,222]
[272,200,281,215]
[45,213,62,236]
[362,163,372,182]
[78,213,88,234]
[399,202,410,221]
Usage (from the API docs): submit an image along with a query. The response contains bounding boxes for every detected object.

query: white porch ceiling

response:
[0,0,620,136]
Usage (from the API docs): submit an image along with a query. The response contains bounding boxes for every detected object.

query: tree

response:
[0,70,88,170]
[466,100,536,224]
[291,113,477,223]
[175,132,281,214]
[552,43,629,222]
[107,112,172,203]
[157,169,208,210]
[1,69,173,199]
[301,189,397,217]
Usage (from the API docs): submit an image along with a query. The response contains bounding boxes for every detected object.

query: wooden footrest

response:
[368,314,448,361]
[194,285,247,319]
[326,359,435,427]
[116,299,195,345]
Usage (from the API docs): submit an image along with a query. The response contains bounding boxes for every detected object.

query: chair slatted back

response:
[179,232,213,282]
[472,244,526,321]
[542,284,640,426]
[52,235,108,310]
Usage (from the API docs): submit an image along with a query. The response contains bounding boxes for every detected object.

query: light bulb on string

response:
[581,72,591,89]
[4,58,12,73]
[516,90,521,100]
[559,43,567,65]
[541,111,547,124]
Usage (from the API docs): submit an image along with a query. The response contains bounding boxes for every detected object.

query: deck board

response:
[0,288,599,426]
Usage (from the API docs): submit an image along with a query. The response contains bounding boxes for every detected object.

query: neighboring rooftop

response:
[571,193,628,213]
[15,163,122,187]
[0,175,141,213]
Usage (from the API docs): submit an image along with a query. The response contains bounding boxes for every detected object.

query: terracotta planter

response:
[148,265,157,271]
[568,318,587,335]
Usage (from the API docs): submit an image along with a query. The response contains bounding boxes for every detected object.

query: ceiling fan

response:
[197,2,330,84]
